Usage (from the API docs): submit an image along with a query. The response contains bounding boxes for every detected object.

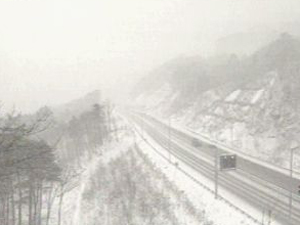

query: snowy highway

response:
[129,113,300,225]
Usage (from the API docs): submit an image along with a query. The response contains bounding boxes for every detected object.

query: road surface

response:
[129,112,300,225]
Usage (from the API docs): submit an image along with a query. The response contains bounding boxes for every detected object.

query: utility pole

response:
[214,146,219,199]
[289,146,294,219]
[288,143,298,219]
[133,127,137,148]
[262,209,265,225]
[268,210,272,225]
[141,118,144,140]
[168,117,171,161]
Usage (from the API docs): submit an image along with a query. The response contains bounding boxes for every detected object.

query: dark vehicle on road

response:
[191,138,202,147]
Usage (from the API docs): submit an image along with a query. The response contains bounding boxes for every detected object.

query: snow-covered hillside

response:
[132,34,300,170]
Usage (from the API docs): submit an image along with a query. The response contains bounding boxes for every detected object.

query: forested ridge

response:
[133,33,300,106]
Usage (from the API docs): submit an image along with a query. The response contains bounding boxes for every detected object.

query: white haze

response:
[0,0,299,112]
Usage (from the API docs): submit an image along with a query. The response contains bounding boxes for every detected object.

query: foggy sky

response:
[0,0,300,113]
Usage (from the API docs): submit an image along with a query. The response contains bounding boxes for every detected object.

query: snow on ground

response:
[55,113,134,225]
[138,71,300,172]
[70,139,134,225]
[131,121,282,225]
[152,114,300,180]
[225,90,241,102]
[134,83,178,114]
[66,133,213,224]
[62,113,244,225]
[57,111,283,225]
